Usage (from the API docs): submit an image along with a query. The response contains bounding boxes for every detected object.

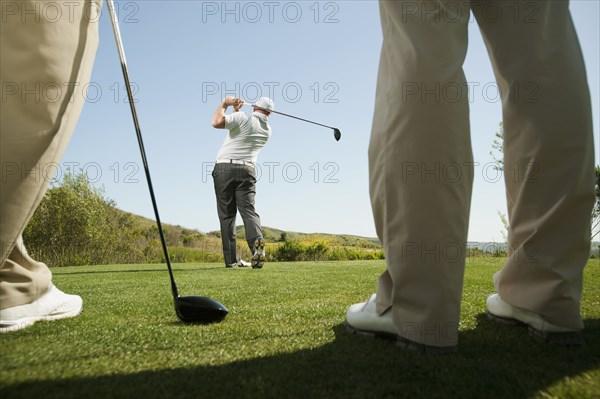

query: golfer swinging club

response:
[211,96,274,269]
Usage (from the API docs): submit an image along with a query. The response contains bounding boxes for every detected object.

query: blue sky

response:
[63,1,599,240]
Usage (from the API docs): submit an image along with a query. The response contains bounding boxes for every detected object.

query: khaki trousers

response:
[370,1,594,347]
[0,1,101,309]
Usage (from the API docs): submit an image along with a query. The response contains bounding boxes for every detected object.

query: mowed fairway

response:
[1,259,599,399]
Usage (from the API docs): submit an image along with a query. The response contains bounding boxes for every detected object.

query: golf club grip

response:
[107,0,178,297]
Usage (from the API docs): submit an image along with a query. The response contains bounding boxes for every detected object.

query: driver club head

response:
[175,296,228,323]
[333,128,341,141]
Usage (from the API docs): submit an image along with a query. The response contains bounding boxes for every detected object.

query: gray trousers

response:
[212,163,263,265]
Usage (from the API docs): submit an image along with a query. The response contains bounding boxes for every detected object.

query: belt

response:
[216,159,255,166]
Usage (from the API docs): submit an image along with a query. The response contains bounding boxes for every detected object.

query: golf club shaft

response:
[107,0,179,298]
[241,102,335,130]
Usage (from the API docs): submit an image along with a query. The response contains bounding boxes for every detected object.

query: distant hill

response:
[121,209,382,248]
[111,210,384,263]
[95,211,600,257]
[232,226,382,248]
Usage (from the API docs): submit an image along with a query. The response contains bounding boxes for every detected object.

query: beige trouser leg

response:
[370,0,594,347]
[0,0,101,309]
[370,1,473,347]
[473,1,594,330]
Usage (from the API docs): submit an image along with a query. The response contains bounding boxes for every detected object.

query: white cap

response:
[253,97,275,112]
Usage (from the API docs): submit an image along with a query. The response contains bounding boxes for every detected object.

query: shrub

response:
[271,239,384,262]
[24,171,123,266]
[305,241,330,261]
[274,240,305,261]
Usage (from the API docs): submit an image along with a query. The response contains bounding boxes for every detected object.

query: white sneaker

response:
[486,293,584,345]
[0,284,83,333]
[237,259,251,268]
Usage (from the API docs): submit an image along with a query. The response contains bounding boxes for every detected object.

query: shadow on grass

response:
[5,315,599,399]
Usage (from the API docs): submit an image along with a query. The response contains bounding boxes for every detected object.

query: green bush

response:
[24,171,124,266]
[274,240,305,261]
[271,239,384,262]
[23,171,174,266]
[305,241,330,261]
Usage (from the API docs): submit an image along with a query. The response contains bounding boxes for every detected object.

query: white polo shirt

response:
[216,111,271,164]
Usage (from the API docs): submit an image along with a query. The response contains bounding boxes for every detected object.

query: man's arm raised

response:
[211,97,244,129]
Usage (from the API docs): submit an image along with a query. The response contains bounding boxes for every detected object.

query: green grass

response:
[1,259,599,399]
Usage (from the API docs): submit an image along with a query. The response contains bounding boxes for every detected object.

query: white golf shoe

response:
[345,294,397,337]
[0,284,83,333]
[237,259,251,268]
[486,293,584,345]
[345,294,457,354]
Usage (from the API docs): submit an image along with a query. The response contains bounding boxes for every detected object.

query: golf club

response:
[107,0,227,323]
[241,102,341,141]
